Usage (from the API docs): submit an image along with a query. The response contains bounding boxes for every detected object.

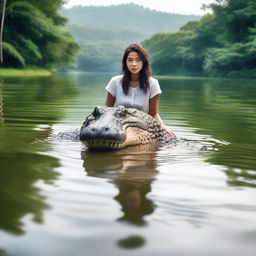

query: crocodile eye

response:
[92,108,99,117]
[84,114,95,125]
[92,106,104,117]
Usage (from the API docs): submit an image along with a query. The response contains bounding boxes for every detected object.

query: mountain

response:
[66,25,145,45]
[61,4,201,72]
[61,3,201,36]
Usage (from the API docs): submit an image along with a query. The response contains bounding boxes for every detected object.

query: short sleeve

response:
[105,77,117,97]
[150,78,162,99]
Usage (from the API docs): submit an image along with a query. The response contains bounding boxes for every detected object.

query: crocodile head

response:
[80,105,172,150]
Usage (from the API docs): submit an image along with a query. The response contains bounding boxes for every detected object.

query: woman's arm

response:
[105,92,116,107]
[149,94,176,138]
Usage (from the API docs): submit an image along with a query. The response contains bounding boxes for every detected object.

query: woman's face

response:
[126,51,143,75]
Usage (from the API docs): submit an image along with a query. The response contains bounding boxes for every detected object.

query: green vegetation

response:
[0,69,52,76]
[0,0,79,69]
[61,4,200,72]
[65,24,146,72]
[143,0,256,78]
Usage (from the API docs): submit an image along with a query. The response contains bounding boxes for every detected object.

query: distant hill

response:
[61,3,200,36]
[67,25,145,45]
[61,4,201,72]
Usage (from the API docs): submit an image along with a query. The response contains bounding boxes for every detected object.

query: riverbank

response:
[0,69,53,77]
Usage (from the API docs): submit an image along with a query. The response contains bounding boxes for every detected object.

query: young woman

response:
[105,43,176,138]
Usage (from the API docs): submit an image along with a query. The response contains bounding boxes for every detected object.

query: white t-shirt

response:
[105,75,162,113]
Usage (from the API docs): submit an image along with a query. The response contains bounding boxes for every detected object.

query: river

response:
[0,73,255,256]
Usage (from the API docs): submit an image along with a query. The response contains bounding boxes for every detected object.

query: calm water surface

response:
[0,73,255,256]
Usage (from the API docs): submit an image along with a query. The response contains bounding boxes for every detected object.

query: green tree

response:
[204,41,256,78]
[207,0,256,42]
[1,0,79,68]
[143,0,256,78]
[203,0,256,77]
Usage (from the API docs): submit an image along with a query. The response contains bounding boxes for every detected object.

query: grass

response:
[0,68,53,77]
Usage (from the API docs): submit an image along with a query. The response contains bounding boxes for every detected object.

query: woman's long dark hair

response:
[122,44,152,95]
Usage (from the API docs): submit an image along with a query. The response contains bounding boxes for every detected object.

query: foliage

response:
[77,42,123,72]
[143,0,256,78]
[1,0,79,68]
[2,42,25,67]
[204,41,256,78]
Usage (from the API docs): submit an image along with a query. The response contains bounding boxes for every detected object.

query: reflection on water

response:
[0,81,3,124]
[83,147,158,225]
[0,73,256,256]
[117,235,145,249]
[0,75,76,236]
[207,144,256,188]
[82,146,159,249]
[115,180,154,226]
[0,249,11,256]
[160,77,256,187]
[1,75,77,126]
[0,152,60,235]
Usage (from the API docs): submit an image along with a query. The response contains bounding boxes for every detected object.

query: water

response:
[0,73,255,256]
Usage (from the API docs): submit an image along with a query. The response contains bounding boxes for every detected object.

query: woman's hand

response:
[149,94,176,138]
[163,125,176,138]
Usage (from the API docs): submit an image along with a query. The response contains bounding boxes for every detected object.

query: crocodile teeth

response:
[86,139,125,149]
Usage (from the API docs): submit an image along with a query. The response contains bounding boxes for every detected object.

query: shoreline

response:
[0,69,53,77]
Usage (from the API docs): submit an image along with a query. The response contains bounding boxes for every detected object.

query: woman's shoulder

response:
[149,76,159,86]
[148,76,161,97]
[110,74,123,83]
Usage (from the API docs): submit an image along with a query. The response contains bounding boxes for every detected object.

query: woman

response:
[105,43,176,138]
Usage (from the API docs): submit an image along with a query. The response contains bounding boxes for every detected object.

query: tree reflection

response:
[0,152,60,235]
[0,75,77,235]
[1,75,77,126]
[161,78,256,188]
[206,144,256,188]
[0,249,12,256]
[0,80,3,123]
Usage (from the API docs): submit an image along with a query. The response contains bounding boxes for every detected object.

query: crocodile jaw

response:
[85,127,158,150]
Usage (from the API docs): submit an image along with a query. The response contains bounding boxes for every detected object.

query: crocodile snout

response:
[80,125,125,141]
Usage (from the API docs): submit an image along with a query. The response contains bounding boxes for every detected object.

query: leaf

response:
[3,42,26,67]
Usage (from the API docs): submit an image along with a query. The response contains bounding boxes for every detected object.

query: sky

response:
[64,0,215,15]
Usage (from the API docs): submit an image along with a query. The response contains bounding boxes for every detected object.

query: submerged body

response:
[79,106,174,150]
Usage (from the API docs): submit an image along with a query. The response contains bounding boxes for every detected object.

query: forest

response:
[0,0,79,69]
[143,0,256,78]
[1,0,256,78]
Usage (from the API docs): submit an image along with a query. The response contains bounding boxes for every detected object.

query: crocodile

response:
[79,105,175,150]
